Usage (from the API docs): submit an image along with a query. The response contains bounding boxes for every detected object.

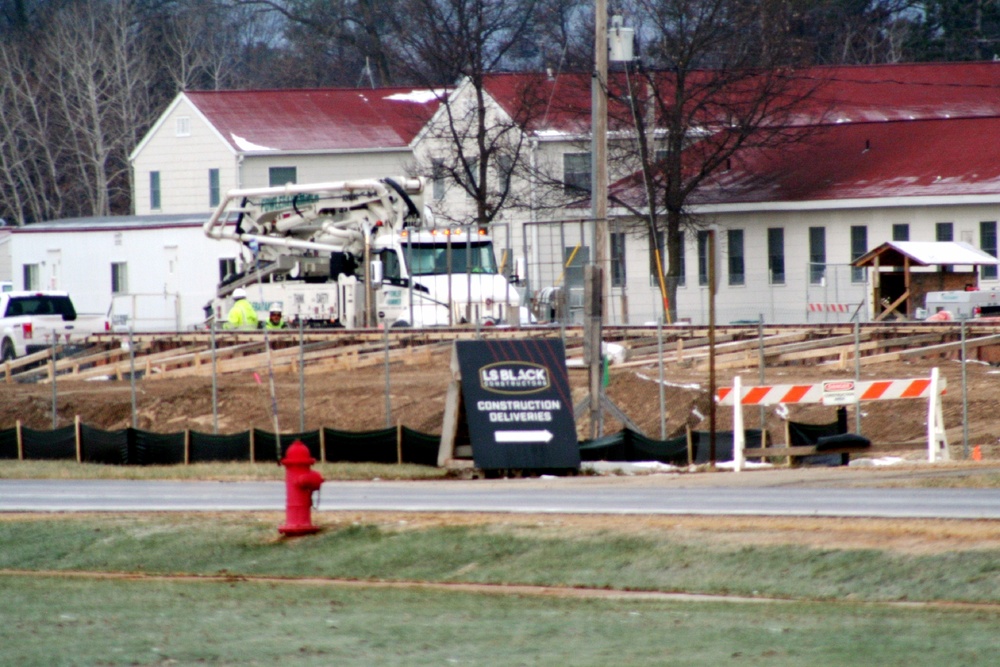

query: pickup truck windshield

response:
[4,295,77,320]
[404,242,499,276]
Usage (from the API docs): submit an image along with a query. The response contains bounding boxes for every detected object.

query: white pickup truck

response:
[1,291,110,361]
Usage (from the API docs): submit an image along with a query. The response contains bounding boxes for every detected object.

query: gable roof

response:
[853,241,1000,268]
[183,87,446,153]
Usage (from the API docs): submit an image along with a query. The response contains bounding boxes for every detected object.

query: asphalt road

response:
[3,477,1000,519]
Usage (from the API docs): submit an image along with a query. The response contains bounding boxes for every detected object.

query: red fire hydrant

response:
[278,440,324,536]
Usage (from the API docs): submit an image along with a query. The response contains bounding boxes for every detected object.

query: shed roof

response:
[184,88,445,153]
[852,241,1000,268]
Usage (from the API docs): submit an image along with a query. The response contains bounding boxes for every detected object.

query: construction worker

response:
[224,288,258,329]
[265,303,287,330]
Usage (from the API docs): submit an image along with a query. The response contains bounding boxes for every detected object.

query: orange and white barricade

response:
[717,369,948,471]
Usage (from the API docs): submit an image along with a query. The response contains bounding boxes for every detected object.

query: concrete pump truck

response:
[203,177,520,328]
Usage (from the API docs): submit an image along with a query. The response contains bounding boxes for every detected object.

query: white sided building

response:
[129,87,445,216]
[9,215,238,331]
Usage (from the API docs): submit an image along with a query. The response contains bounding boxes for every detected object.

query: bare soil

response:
[3,345,999,461]
[3,345,999,555]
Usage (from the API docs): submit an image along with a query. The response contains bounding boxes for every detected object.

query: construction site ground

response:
[3,326,1000,557]
[2,329,999,459]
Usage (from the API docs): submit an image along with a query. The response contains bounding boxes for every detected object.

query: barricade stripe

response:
[781,385,812,403]
[901,379,931,398]
[860,381,892,400]
[743,387,771,405]
[717,387,732,403]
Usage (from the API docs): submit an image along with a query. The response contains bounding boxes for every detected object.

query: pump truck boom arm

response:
[203,177,425,259]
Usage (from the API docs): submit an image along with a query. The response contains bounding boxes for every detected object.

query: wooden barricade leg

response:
[784,420,793,468]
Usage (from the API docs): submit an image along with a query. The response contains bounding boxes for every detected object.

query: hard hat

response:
[232,287,247,299]
[269,303,282,313]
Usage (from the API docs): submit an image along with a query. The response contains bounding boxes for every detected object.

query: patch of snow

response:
[231,133,276,152]
[582,460,682,475]
[715,460,773,471]
[849,456,906,467]
[635,372,701,391]
[384,89,447,104]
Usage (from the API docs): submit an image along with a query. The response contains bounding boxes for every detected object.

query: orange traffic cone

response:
[972,445,982,462]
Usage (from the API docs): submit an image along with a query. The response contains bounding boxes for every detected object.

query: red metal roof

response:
[185,88,445,152]
[686,116,1000,204]
[592,62,1000,207]
[484,61,1000,136]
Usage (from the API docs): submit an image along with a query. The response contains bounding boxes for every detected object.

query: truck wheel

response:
[1,338,14,362]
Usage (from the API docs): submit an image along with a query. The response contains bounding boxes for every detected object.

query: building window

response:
[497,154,513,193]
[851,225,867,283]
[564,245,589,288]
[209,169,220,208]
[649,229,682,287]
[697,230,709,286]
[176,116,191,137]
[111,262,128,295]
[936,222,954,242]
[981,221,997,280]
[809,227,826,284]
[676,230,685,287]
[465,158,479,195]
[563,152,591,193]
[610,231,626,287]
[431,159,446,200]
[150,171,161,210]
[269,166,297,187]
[767,227,784,284]
[727,229,744,286]
[892,223,909,242]
[22,264,40,290]
[219,258,236,283]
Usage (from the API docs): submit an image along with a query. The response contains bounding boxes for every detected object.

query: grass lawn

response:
[1,513,999,665]
[3,574,997,666]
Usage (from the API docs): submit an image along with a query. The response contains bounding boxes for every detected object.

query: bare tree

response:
[389,0,552,226]
[227,0,403,87]
[0,40,66,224]
[40,1,157,216]
[606,0,828,322]
[788,0,922,65]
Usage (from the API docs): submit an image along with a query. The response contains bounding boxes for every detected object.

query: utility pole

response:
[592,0,609,324]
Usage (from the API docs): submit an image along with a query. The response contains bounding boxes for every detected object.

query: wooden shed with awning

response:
[852,241,1000,321]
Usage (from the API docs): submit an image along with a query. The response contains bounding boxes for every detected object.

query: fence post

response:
[74,415,81,463]
[397,421,403,465]
[16,419,22,460]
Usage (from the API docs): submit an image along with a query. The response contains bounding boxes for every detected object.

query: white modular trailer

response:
[10,215,240,331]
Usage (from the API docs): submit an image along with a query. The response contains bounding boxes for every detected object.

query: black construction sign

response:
[454,338,579,470]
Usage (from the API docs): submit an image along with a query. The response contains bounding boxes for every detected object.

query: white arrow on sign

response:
[495,430,553,443]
